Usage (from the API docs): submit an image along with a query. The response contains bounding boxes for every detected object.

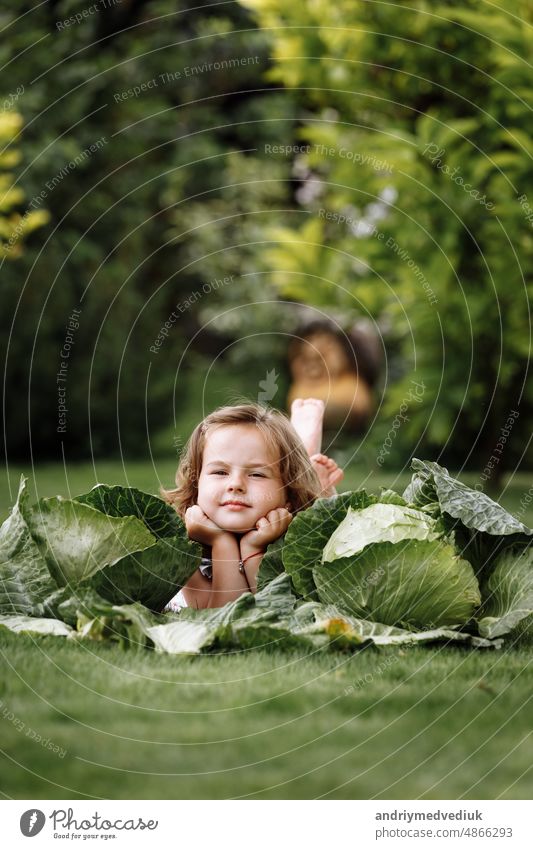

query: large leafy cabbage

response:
[74,485,202,608]
[0,479,201,620]
[280,492,481,630]
[315,500,480,629]
[315,539,480,629]
[23,494,156,587]
[1,466,530,653]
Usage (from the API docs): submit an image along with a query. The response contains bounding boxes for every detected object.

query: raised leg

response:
[290,398,344,496]
[290,398,324,456]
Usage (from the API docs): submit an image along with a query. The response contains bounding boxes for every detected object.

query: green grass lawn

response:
[1,462,532,799]
[1,630,532,800]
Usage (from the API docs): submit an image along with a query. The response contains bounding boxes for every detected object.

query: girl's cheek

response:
[197,480,209,501]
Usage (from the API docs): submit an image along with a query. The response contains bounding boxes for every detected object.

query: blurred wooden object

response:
[287,320,381,430]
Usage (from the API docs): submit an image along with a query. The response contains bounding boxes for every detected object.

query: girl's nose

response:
[227,470,246,490]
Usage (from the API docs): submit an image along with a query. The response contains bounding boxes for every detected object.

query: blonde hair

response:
[162,403,321,517]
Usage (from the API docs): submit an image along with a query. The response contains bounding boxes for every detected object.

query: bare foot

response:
[290,398,325,456]
[310,453,344,497]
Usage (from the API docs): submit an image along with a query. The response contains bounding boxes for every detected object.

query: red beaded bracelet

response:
[238,550,265,573]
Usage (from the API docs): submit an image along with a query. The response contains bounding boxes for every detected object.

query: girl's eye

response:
[211,470,227,476]
[251,472,266,478]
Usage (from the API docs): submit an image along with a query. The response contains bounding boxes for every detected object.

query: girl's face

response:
[197,424,288,532]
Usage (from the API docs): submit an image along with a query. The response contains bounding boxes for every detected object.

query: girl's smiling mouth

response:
[222,500,250,509]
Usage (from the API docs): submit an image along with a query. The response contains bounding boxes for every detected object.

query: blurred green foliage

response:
[0,0,294,460]
[2,0,531,476]
[0,107,49,258]
[237,0,533,474]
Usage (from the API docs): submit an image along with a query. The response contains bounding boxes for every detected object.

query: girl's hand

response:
[184,505,229,546]
[240,508,292,554]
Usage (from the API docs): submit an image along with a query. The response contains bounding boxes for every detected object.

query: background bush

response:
[236,0,533,478]
[0,0,294,461]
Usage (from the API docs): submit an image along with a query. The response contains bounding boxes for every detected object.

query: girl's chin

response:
[219,521,255,533]
[216,514,257,533]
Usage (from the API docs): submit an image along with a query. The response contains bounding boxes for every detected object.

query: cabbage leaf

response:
[477,546,533,638]
[0,480,201,620]
[314,539,480,629]
[283,491,377,598]
[75,485,201,610]
[0,613,73,638]
[405,459,532,537]
[322,502,441,563]
[0,478,57,615]
[24,495,156,586]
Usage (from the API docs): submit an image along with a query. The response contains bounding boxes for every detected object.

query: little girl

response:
[162,399,343,609]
